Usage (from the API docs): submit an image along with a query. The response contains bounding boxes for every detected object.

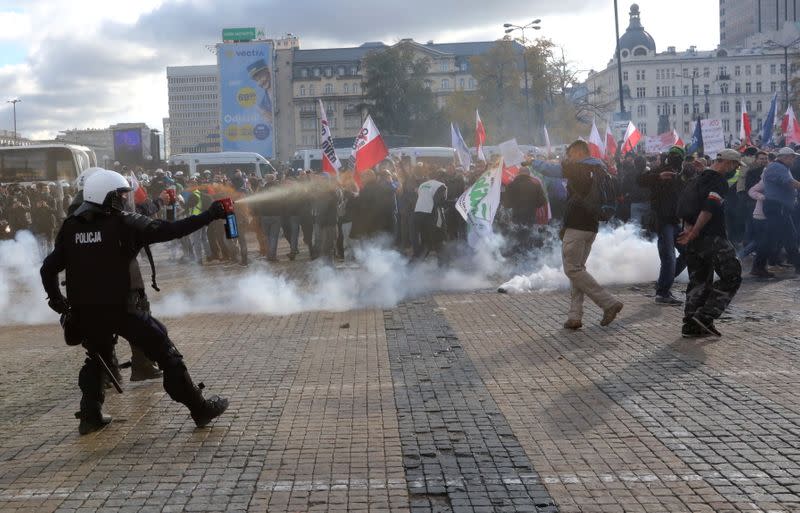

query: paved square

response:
[1,255,800,512]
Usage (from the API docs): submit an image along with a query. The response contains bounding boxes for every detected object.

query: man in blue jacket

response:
[532,140,624,330]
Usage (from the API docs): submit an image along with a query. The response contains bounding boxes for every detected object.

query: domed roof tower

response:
[618,4,656,59]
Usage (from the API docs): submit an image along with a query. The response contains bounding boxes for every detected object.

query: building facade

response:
[290,39,498,150]
[166,65,220,154]
[721,0,800,47]
[584,3,799,145]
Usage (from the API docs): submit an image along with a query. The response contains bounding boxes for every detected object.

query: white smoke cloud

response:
[499,224,664,293]
[0,231,57,325]
[0,224,680,326]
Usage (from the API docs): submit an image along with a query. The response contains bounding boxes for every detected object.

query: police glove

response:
[48,296,69,315]
[208,200,228,220]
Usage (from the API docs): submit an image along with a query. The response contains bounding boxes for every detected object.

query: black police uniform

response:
[41,200,228,433]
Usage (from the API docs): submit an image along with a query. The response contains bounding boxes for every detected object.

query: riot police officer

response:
[41,169,229,434]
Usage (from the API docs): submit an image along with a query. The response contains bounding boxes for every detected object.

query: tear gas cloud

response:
[1,225,666,326]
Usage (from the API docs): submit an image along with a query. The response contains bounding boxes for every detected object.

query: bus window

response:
[0,147,79,183]
[290,159,304,171]
[309,159,322,171]
[214,163,256,180]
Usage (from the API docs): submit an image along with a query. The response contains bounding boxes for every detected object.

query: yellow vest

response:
[190,189,203,215]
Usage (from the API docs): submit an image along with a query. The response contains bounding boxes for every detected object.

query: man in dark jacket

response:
[677,149,743,338]
[533,140,624,330]
[638,145,688,305]
[504,167,547,253]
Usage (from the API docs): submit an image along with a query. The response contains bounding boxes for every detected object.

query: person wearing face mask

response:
[638,146,688,305]
[676,149,744,338]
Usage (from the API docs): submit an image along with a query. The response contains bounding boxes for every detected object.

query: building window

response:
[301,68,309,78]
[460,78,465,89]
[439,61,449,72]
[469,78,476,89]
[771,81,777,92]
[441,79,450,90]
[309,84,315,95]
[684,103,690,114]
[735,65,741,76]
[757,100,763,112]
[756,82,762,92]
[745,82,752,93]
[637,104,646,116]
[693,103,700,114]
[704,84,710,95]
[722,119,730,132]
[771,64,777,74]
[746,100,752,111]
[720,83,729,94]
[704,102,710,114]
[313,68,320,77]
[745,65,752,75]
[720,100,730,113]
[623,71,628,81]
[703,67,710,78]
[300,85,306,96]
[637,122,647,135]
[672,104,677,115]
[344,83,350,93]
[338,66,345,76]
[656,86,661,97]
[353,83,359,93]
[350,66,358,75]
[736,119,742,132]
[324,83,334,94]
[325,67,333,77]
[756,64,762,75]
[735,83,741,93]
[636,87,646,98]
[781,63,787,74]
[683,85,689,95]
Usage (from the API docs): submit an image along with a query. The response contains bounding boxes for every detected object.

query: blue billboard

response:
[217,41,274,157]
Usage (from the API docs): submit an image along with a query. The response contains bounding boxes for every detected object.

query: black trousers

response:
[76,308,203,420]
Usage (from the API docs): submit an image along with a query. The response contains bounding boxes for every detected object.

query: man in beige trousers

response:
[532,140,624,329]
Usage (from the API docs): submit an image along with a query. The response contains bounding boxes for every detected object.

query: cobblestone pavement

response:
[1,250,800,512]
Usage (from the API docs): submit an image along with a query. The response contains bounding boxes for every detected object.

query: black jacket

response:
[638,164,686,227]
[504,174,547,225]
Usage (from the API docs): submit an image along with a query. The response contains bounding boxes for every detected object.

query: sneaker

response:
[681,323,710,339]
[563,319,583,330]
[600,302,624,327]
[691,316,722,337]
[655,294,683,306]
[76,411,113,435]
[191,395,229,428]
[750,268,775,278]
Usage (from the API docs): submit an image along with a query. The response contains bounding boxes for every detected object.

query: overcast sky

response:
[0,0,718,140]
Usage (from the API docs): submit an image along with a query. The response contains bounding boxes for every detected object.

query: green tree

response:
[361,45,446,144]
[468,39,525,140]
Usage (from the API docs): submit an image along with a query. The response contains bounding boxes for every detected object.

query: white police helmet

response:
[75,167,105,191]
[83,169,132,210]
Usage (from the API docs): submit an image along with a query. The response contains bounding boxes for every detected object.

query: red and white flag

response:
[588,119,604,159]
[353,115,389,185]
[781,105,800,145]
[475,110,487,162]
[740,103,752,146]
[604,123,618,160]
[621,121,642,154]
[543,125,552,157]
[672,128,684,147]
[318,100,341,176]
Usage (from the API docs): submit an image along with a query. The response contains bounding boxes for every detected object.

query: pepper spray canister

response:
[220,197,239,239]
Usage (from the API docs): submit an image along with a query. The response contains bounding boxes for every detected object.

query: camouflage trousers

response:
[683,235,742,324]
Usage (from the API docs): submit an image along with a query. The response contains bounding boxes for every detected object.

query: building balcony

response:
[299,110,316,117]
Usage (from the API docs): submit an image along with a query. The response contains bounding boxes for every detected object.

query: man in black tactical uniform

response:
[41,169,229,434]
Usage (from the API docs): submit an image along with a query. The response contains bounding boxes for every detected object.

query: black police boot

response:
[129,345,163,382]
[76,401,112,435]
[190,395,229,428]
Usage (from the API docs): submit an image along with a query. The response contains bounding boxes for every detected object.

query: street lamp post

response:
[613,0,626,116]
[7,98,21,143]
[765,37,800,111]
[504,19,541,142]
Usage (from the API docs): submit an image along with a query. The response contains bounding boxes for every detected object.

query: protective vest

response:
[414,180,446,214]
[190,189,203,215]
[61,213,131,308]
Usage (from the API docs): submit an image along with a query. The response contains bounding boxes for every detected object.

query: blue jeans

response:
[261,216,282,259]
[630,202,651,226]
[656,223,687,297]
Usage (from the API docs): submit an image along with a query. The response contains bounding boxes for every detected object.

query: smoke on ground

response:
[1,224,673,326]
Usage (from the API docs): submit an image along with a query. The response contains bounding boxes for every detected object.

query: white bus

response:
[291,148,353,172]
[167,152,275,179]
[389,147,456,168]
[0,143,96,187]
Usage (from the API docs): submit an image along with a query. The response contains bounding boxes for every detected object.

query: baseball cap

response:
[776,146,800,157]
[717,148,742,163]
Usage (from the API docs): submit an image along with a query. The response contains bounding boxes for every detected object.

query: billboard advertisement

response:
[217,41,274,157]
[114,129,144,165]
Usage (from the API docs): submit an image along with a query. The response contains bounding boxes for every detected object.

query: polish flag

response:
[672,128,684,147]
[353,115,389,186]
[588,119,604,159]
[621,121,642,154]
[319,100,341,176]
[781,105,800,145]
[740,103,752,146]
[475,110,487,162]
[604,123,617,161]
[543,125,552,157]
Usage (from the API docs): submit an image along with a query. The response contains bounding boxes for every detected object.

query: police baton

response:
[90,352,123,394]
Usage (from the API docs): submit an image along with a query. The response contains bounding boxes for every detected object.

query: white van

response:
[388,147,455,168]
[167,152,274,179]
[291,148,353,172]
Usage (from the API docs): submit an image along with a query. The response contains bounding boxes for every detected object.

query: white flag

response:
[455,159,503,248]
[450,123,472,170]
